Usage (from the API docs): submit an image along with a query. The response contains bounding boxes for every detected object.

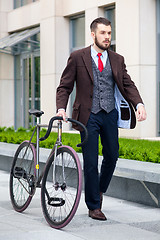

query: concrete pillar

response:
[116,0,156,138]
[40,0,57,125]
[0,0,14,127]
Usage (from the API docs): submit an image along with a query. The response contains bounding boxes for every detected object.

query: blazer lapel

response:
[82,46,94,82]
[82,47,118,84]
[108,50,118,82]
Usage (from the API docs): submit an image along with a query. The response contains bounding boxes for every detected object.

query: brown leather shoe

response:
[89,209,107,221]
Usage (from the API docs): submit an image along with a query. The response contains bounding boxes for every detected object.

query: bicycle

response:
[9,109,88,229]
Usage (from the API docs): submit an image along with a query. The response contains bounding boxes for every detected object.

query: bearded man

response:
[56,17,146,221]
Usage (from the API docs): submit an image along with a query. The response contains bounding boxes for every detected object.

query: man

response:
[56,17,146,221]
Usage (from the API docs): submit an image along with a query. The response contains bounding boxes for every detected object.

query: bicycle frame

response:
[10,113,87,228]
[25,118,63,187]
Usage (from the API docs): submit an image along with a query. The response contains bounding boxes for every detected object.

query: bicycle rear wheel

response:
[9,141,36,212]
[41,146,82,229]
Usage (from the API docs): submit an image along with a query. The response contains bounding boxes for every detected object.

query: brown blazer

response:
[56,46,143,131]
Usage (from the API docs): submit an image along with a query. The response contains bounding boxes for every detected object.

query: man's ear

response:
[91,31,95,40]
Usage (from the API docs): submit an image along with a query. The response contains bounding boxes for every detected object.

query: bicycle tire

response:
[9,141,36,212]
[41,146,82,229]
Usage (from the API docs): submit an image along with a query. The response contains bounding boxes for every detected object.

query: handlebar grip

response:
[39,116,88,147]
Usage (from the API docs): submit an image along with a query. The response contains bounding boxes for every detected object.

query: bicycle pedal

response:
[14,167,27,179]
[48,197,65,207]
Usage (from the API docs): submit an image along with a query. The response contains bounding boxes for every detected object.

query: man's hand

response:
[56,109,67,122]
[136,105,147,121]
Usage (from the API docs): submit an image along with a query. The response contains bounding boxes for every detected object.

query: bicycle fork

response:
[53,121,66,191]
[47,121,66,207]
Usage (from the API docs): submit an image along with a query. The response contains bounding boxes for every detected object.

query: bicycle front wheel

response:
[9,141,36,212]
[41,146,82,229]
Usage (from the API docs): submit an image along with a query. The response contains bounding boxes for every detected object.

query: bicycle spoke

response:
[10,141,36,212]
[41,146,82,229]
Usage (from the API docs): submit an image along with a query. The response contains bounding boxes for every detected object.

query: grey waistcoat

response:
[91,57,115,114]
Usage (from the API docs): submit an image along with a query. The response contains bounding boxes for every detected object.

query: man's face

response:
[91,24,112,51]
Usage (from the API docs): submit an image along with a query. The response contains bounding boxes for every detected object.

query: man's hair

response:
[90,17,111,32]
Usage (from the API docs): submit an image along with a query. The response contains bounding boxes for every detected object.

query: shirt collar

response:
[91,45,108,59]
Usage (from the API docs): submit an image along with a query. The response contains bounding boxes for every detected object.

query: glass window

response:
[69,14,85,120]
[104,6,116,51]
[14,33,40,129]
[14,0,21,8]
[14,0,38,9]
[14,55,22,129]
[70,14,85,52]
[34,56,40,110]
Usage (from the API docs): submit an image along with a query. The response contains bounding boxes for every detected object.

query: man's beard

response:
[95,35,110,50]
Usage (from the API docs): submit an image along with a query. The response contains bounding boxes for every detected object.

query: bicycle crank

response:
[54,182,67,191]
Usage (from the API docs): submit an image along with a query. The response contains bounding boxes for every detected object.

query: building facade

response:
[0,0,159,138]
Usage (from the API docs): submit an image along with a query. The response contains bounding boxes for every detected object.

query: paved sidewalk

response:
[0,170,160,240]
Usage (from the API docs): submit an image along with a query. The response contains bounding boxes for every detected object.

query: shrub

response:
[0,127,160,163]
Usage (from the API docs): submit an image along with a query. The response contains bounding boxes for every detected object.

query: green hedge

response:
[0,126,82,152]
[119,138,160,163]
[0,126,160,163]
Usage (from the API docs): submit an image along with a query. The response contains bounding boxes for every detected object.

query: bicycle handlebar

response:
[39,116,88,147]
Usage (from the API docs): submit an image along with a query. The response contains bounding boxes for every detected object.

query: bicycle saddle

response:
[29,109,44,118]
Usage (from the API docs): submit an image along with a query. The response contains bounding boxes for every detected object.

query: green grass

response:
[0,126,160,163]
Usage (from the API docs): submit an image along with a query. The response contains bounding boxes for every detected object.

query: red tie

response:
[97,53,103,72]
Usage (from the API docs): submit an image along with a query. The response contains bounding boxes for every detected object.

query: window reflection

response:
[14,0,38,9]
[104,6,116,51]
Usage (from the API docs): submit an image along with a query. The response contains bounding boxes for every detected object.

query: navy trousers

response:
[81,109,119,210]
